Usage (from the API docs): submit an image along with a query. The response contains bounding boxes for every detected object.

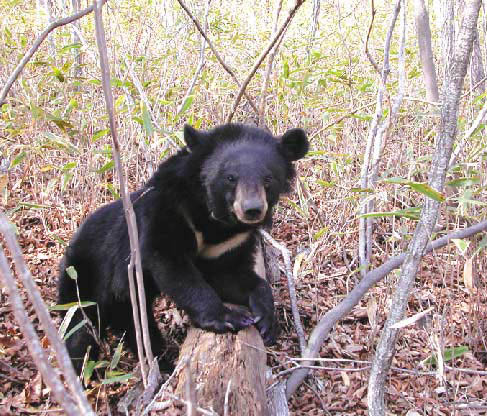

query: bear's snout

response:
[233,182,268,224]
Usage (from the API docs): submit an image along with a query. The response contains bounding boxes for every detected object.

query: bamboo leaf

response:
[408,182,445,202]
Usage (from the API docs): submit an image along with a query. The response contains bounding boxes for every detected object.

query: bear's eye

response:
[227,174,236,183]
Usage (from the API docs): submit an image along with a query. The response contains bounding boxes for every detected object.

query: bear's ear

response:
[279,128,309,161]
[183,124,204,150]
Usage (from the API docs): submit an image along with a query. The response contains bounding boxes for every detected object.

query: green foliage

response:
[424,346,469,368]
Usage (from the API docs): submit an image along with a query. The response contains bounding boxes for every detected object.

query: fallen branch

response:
[284,218,487,398]
[0,0,108,105]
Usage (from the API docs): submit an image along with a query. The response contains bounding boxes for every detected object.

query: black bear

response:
[57,123,308,372]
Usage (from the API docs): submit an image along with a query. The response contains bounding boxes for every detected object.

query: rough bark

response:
[470,27,485,94]
[415,0,440,102]
[367,1,482,414]
[175,327,269,416]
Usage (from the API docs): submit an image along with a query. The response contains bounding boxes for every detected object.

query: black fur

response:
[57,123,308,372]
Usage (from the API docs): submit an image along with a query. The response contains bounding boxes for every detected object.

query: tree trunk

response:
[415,0,440,102]
[470,27,485,94]
[175,326,269,416]
[367,1,482,414]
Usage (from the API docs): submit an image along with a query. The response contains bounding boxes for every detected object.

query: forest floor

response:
[1,164,486,416]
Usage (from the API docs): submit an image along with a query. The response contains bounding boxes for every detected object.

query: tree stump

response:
[175,326,269,416]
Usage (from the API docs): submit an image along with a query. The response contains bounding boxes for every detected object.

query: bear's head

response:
[184,124,308,227]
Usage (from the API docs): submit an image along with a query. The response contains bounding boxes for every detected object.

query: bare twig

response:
[449,92,487,168]
[367,2,482,413]
[177,0,211,116]
[0,0,108,105]
[175,0,259,116]
[226,0,306,123]
[258,0,283,127]
[260,229,306,354]
[93,0,155,386]
[284,218,487,398]
[310,101,376,139]
[359,0,402,277]
[364,0,380,74]
[0,215,94,415]
[306,0,320,58]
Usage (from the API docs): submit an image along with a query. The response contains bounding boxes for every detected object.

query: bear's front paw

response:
[249,296,277,346]
[193,307,255,334]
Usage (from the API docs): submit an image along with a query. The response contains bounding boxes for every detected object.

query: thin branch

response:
[175,0,259,116]
[0,214,94,415]
[226,0,306,123]
[359,0,402,277]
[177,0,211,116]
[449,91,487,168]
[0,0,107,105]
[284,218,487,398]
[93,0,155,386]
[260,229,306,354]
[364,0,380,74]
[310,101,376,139]
[258,0,284,127]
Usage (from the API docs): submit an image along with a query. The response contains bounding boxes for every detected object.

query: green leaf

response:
[50,301,97,311]
[101,373,133,385]
[18,202,50,209]
[83,360,97,386]
[59,42,82,53]
[59,306,77,338]
[115,95,126,109]
[313,227,329,240]
[408,182,445,202]
[66,265,78,280]
[10,151,26,167]
[175,95,194,120]
[97,160,114,174]
[424,346,469,367]
[142,103,154,136]
[62,162,77,171]
[447,177,480,187]
[316,180,335,188]
[64,319,87,341]
[62,172,73,191]
[92,129,110,142]
[51,66,65,82]
[283,60,289,79]
[383,177,411,185]
[452,239,470,256]
[358,207,421,220]
[82,360,108,386]
[110,339,124,370]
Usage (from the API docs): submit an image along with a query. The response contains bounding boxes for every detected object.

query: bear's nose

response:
[242,200,264,220]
